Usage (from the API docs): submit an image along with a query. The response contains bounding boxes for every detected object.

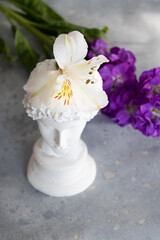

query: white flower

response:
[23,31,109,116]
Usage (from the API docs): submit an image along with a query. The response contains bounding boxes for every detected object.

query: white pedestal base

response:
[27,138,96,197]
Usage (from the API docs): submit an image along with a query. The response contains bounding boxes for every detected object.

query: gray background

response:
[1,0,160,239]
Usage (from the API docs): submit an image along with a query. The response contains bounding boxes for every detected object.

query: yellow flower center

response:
[54,79,73,106]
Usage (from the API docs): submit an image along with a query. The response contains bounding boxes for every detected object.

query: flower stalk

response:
[0,0,108,71]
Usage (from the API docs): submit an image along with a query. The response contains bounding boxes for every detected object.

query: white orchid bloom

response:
[23,31,109,117]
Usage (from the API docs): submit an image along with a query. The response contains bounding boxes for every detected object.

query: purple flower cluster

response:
[88,39,137,127]
[132,68,160,137]
[87,39,160,137]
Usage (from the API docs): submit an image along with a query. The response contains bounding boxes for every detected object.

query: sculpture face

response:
[38,119,86,155]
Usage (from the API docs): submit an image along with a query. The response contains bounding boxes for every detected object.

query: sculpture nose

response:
[59,133,65,148]
[55,129,65,148]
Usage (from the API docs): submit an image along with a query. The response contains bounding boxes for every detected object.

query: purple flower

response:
[100,62,137,94]
[131,95,160,137]
[87,39,108,59]
[99,45,137,126]
[108,47,136,66]
[99,46,137,94]
[138,67,160,103]
[102,83,138,126]
[152,95,160,110]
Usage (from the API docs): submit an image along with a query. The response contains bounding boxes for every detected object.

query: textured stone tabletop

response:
[1,0,160,239]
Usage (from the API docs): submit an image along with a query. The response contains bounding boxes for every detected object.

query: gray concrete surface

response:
[1,0,160,239]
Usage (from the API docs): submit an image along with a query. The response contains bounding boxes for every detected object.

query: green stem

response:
[0,3,53,47]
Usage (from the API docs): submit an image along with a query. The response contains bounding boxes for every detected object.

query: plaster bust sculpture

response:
[23,31,108,197]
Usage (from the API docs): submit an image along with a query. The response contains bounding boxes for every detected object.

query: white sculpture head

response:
[38,118,86,157]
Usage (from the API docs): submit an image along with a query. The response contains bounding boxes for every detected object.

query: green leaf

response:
[0,37,15,62]
[25,20,108,43]
[5,0,64,23]
[11,23,39,71]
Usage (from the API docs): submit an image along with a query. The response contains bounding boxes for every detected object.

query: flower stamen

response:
[54,79,73,105]
[86,79,90,84]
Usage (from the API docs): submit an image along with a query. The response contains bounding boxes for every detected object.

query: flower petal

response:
[53,31,88,69]
[87,55,109,71]
[23,60,60,109]
[70,71,108,111]
[69,55,108,84]
[23,59,59,94]
[30,80,55,108]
